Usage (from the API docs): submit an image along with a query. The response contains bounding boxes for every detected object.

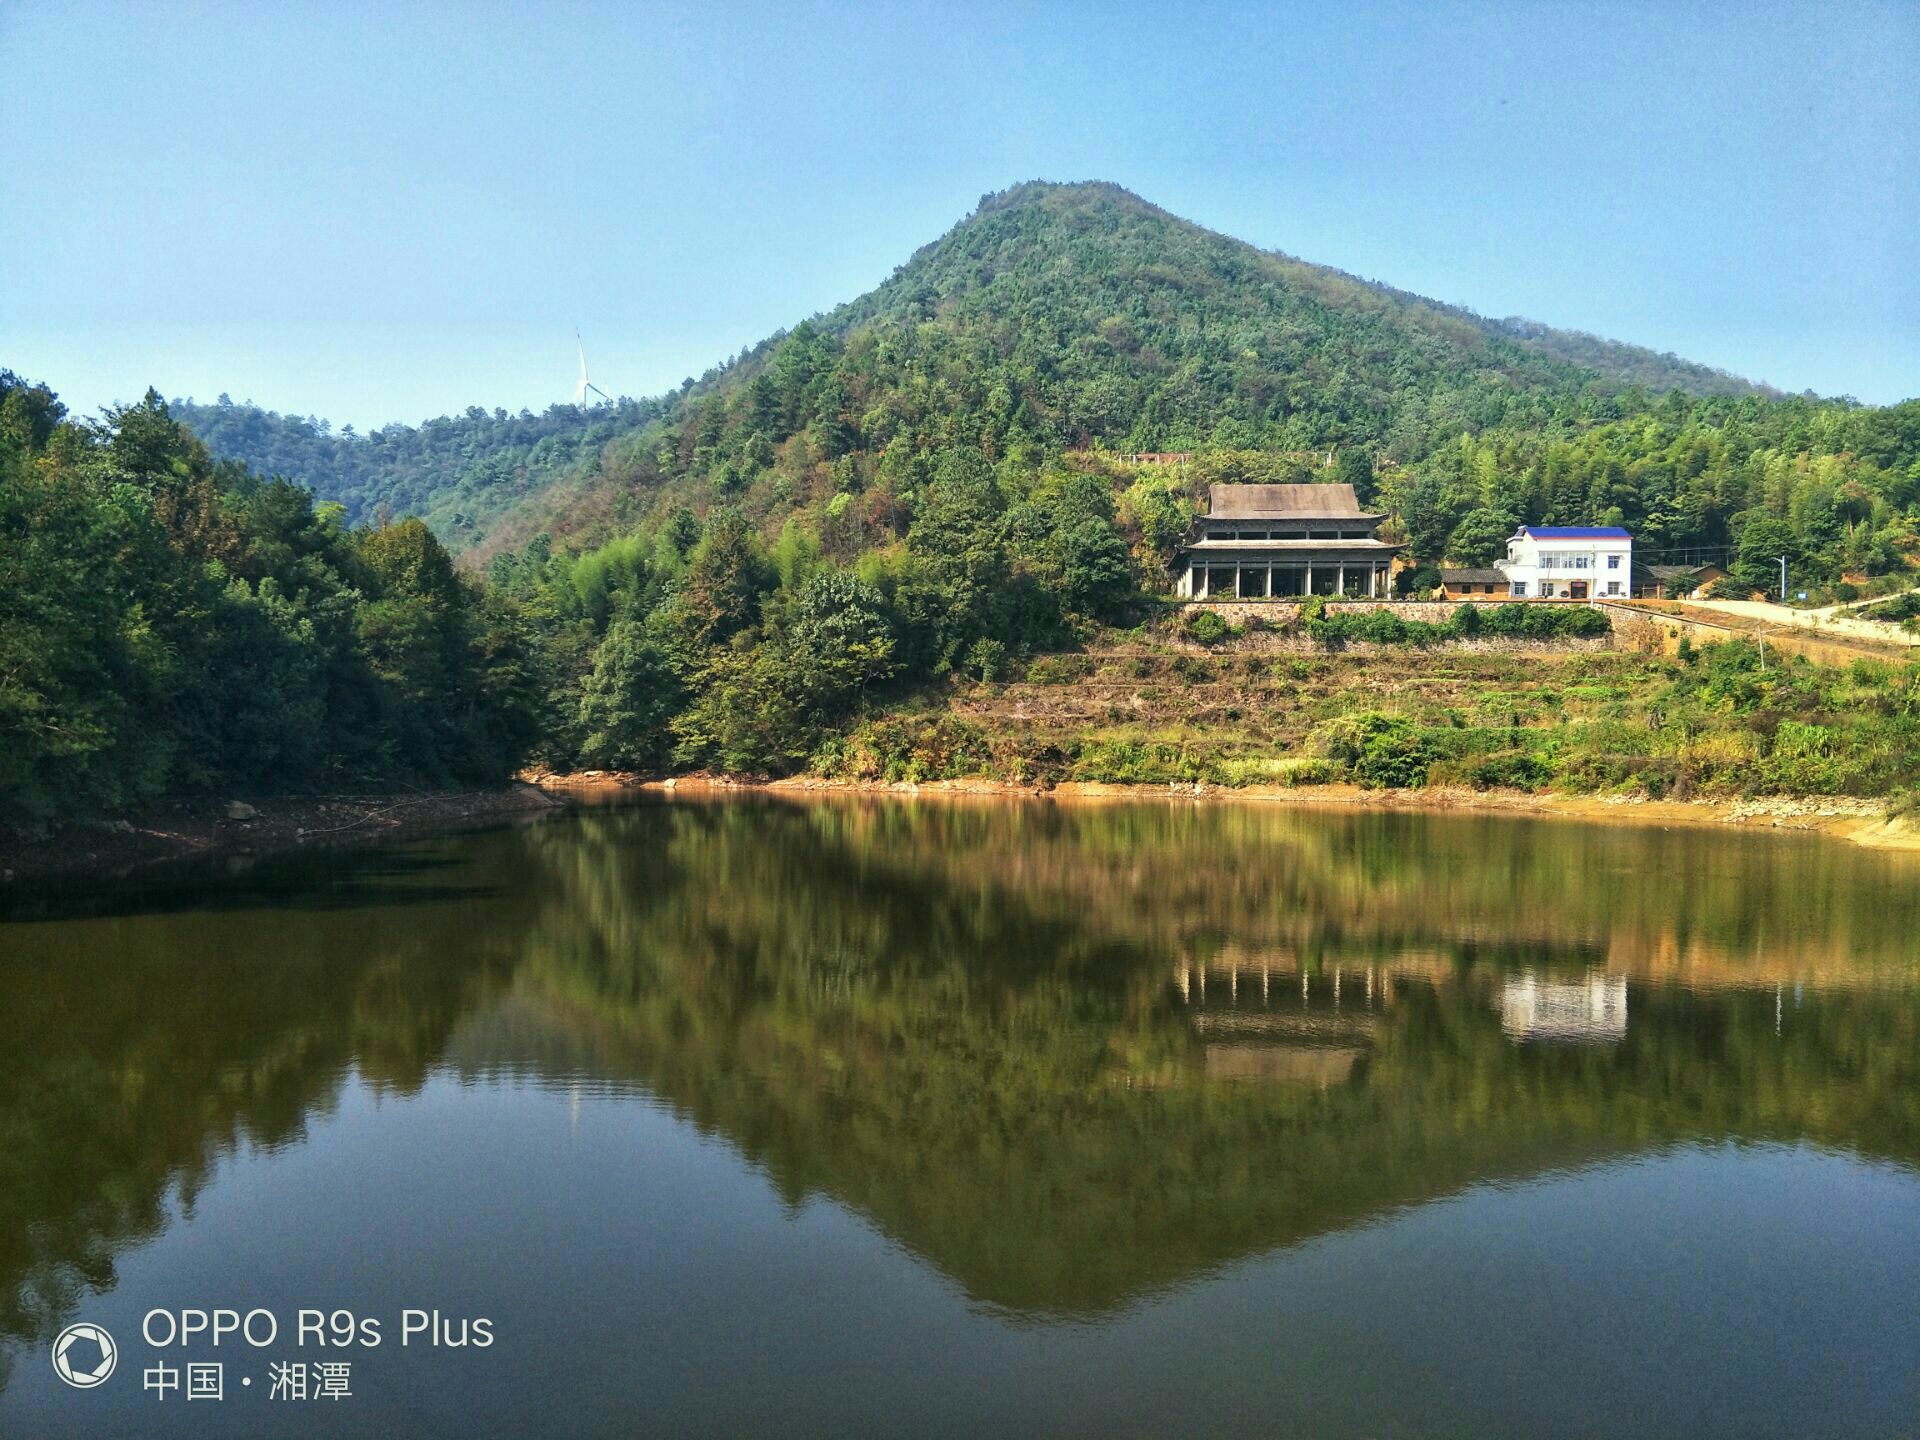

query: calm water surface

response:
[2,797,1918,1437]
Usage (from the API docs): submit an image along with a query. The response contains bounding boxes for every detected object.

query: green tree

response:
[782,571,898,715]
[576,622,676,770]
[1732,515,1799,597]
[1446,508,1515,566]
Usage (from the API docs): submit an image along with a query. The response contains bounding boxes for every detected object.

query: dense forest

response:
[1,367,1159,816]
[0,373,540,822]
[8,182,1920,820]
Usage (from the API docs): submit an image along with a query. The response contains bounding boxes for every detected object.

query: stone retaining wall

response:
[1181,632,1614,656]
[1173,599,1616,654]
[1183,599,1600,625]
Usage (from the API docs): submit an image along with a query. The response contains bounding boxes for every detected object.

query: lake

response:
[2,796,1918,1437]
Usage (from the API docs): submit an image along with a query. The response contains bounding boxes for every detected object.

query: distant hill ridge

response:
[174,179,1804,553]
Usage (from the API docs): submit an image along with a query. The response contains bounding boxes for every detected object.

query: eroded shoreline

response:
[4,771,1913,893]
[0,783,567,889]
[537,770,1920,852]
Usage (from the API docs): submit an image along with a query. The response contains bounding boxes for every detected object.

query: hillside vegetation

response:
[10,183,1920,821]
[818,623,1920,801]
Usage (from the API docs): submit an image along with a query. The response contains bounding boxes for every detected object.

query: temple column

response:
[1336,562,1346,596]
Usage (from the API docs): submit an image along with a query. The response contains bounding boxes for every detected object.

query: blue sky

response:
[4,1,1916,429]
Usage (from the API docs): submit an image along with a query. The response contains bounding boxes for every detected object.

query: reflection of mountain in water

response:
[454,799,1920,1315]
[3,796,1919,1368]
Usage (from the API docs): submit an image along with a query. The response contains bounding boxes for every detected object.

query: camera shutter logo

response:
[52,1323,117,1388]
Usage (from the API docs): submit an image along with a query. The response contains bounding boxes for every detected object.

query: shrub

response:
[1300,600,1606,650]
[1673,730,1764,792]
[1355,609,1411,645]
[966,637,1011,681]
[1394,564,1441,598]
[1215,755,1337,786]
[1864,592,1920,624]
[818,714,996,783]
[1024,655,1090,685]
[1184,609,1234,645]
[1311,712,1433,788]
[1467,749,1555,790]
[1758,721,1848,793]
[1277,757,1336,785]
[1068,739,1221,785]
[1475,603,1611,640]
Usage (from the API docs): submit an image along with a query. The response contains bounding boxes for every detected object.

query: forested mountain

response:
[177,180,1812,560]
[10,183,1918,818]
[169,392,663,536]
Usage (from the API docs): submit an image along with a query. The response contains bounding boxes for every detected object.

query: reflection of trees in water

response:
[0,846,532,1384]
[493,799,1920,1315]
[3,799,1918,1371]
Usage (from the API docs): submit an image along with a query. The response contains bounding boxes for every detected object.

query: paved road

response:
[1684,596,1918,648]
[1813,585,1920,616]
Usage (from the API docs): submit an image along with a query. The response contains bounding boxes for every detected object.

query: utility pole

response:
[1779,555,1788,603]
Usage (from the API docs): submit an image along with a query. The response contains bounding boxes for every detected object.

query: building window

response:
[1606,581,1622,595]
[1511,581,1528,597]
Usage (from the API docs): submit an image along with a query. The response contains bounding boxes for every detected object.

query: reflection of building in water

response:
[1167,949,1638,1080]
[1190,1010,1376,1087]
[1172,952,1388,1088]
[1500,972,1628,1043]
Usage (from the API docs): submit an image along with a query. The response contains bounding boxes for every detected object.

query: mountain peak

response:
[177,181,1792,553]
[971,178,1164,214]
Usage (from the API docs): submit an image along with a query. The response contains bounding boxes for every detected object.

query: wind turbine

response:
[573,331,610,406]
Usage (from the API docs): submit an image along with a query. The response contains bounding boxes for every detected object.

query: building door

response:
[1570,580,1588,600]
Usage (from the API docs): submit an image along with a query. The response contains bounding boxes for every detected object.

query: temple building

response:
[1175,483,1403,599]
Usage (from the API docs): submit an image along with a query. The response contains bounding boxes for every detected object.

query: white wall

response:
[1499,536,1632,599]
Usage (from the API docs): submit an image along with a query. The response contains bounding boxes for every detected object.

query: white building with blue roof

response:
[1496,526,1632,600]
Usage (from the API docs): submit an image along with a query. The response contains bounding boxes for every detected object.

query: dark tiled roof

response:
[1440,568,1508,584]
[1208,483,1376,519]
